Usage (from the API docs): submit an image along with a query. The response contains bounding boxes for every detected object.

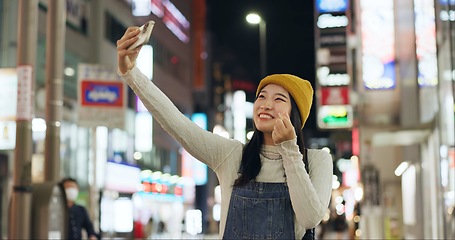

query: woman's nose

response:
[261,101,272,110]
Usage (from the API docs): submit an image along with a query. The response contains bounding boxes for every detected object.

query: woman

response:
[117,27,332,239]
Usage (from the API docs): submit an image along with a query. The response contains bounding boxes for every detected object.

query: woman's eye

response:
[275,98,285,102]
[257,95,265,99]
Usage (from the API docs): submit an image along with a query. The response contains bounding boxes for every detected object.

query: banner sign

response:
[360,0,396,90]
[321,86,349,105]
[316,0,349,13]
[77,64,126,129]
[16,65,34,121]
[317,105,353,129]
[80,80,124,107]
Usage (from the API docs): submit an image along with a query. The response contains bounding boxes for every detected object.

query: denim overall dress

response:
[222,181,295,239]
[223,149,314,240]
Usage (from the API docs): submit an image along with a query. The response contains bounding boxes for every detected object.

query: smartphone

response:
[128,20,155,50]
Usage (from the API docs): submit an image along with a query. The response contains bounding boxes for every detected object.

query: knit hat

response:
[256,74,313,129]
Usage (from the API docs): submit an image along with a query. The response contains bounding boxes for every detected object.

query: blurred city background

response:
[0,0,454,239]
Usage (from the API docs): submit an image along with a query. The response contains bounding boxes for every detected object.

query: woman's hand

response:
[272,111,296,145]
[116,27,142,74]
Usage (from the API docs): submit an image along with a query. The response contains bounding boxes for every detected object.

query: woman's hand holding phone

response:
[116,21,155,74]
[116,27,141,74]
[128,21,155,50]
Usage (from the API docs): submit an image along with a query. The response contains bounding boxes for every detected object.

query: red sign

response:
[321,86,349,105]
[80,80,124,107]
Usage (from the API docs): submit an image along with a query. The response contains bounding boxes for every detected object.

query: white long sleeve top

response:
[120,66,333,239]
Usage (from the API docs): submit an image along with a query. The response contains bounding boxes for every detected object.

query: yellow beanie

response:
[256,74,313,129]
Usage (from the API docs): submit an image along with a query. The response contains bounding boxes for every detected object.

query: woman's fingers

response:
[117,28,140,49]
[123,27,141,40]
[117,27,143,74]
[280,111,293,129]
[272,111,296,145]
[117,37,139,56]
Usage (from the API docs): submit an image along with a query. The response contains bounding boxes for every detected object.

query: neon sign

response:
[317,66,350,86]
[317,14,349,29]
[131,0,190,43]
[139,171,184,202]
[318,105,353,129]
[316,0,349,13]
[151,0,190,43]
[360,0,396,90]
[414,0,438,87]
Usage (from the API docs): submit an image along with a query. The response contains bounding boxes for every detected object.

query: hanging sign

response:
[321,86,349,105]
[77,63,126,129]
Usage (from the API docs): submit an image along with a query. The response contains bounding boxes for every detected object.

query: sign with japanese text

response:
[80,80,124,107]
[16,65,34,121]
[77,64,126,129]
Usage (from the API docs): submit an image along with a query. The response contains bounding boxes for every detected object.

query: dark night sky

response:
[206,1,316,79]
[206,0,327,136]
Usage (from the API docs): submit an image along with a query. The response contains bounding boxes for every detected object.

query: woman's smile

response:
[253,84,292,134]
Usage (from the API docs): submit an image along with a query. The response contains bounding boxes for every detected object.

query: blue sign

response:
[316,0,349,13]
[81,80,124,107]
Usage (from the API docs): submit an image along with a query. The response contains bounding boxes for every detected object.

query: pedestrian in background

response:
[117,26,333,239]
[60,177,98,240]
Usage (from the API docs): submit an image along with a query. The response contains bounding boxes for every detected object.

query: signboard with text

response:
[317,105,353,129]
[321,86,349,105]
[316,0,349,13]
[80,80,124,107]
[315,0,351,130]
[77,64,126,129]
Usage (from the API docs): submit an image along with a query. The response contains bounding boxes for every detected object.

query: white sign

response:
[317,66,350,86]
[77,63,126,129]
[317,14,348,29]
[16,65,34,120]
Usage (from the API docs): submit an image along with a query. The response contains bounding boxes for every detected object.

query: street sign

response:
[80,80,124,107]
[77,64,126,129]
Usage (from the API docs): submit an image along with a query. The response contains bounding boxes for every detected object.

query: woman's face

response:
[253,83,292,134]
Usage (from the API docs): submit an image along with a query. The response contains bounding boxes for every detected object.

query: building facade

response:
[0,0,207,237]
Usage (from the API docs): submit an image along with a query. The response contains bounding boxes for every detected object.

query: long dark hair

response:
[233,96,308,187]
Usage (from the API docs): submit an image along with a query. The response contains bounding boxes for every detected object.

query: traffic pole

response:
[9,0,38,238]
[44,0,65,182]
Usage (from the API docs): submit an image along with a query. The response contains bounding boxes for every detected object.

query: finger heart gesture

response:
[272,111,296,145]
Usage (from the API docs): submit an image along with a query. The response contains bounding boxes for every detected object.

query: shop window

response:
[105,12,127,45]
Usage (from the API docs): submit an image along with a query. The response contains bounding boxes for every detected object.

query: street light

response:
[246,13,267,77]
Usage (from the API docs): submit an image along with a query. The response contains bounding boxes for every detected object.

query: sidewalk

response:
[319,230,351,240]
[148,230,351,239]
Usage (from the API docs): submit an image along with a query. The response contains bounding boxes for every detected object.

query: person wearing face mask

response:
[61,177,98,240]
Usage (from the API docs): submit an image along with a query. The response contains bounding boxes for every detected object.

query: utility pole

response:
[245,13,267,77]
[44,0,66,182]
[9,0,38,238]
[259,20,267,77]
